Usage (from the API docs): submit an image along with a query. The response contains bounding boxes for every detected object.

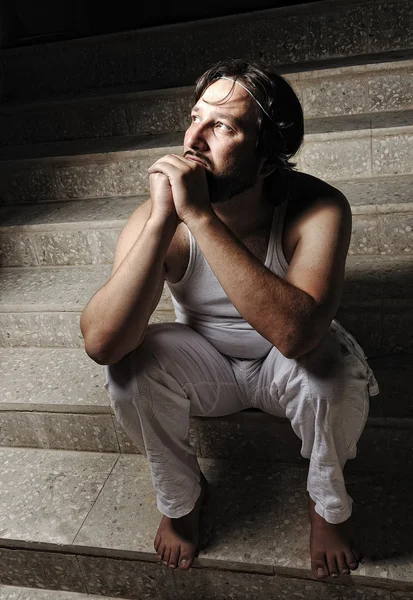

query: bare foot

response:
[154,472,208,570]
[308,495,363,580]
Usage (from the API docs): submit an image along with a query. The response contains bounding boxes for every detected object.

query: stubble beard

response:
[205,163,260,205]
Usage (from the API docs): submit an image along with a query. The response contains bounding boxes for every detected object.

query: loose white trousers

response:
[104,320,377,524]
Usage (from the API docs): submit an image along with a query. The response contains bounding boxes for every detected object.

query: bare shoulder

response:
[286,171,351,231]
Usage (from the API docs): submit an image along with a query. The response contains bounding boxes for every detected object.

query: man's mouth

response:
[184,153,210,169]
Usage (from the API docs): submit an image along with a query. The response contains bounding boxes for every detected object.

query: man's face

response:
[183,78,263,204]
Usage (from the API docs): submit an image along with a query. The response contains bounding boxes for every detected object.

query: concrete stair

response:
[1,0,413,597]
[1,586,123,599]
[0,447,412,599]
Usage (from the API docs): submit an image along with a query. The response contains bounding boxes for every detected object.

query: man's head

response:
[184,59,304,204]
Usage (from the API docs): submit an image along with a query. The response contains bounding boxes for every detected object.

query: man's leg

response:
[253,321,375,579]
[103,322,248,569]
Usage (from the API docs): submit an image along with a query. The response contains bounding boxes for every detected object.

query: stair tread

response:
[0,347,108,411]
[0,340,412,420]
[0,132,184,164]
[0,585,122,599]
[0,197,143,231]
[1,57,412,113]
[1,107,413,164]
[0,446,410,587]
[1,255,412,313]
[0,174,412,234]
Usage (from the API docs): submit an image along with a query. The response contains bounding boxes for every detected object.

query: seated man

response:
[80,59,379,580]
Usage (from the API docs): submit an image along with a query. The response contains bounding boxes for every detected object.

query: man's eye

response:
[191,115,200,123]
[216,122,231,131]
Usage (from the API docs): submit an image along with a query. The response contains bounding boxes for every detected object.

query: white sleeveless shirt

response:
[167,198,290,359]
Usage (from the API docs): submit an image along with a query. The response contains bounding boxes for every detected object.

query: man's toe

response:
[168,547,180,568]
[327,555,339,578]
[337,552,350,575]
[312,553,328,580]
[179,551,194,570]
[347,548,360,570]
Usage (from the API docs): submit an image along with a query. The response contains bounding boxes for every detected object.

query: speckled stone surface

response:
[252,15,309,65]
[0,266,110,311]
[369,73,413,113]
[1,64,413,150]
[0,449,412,591]
[300,136,372,180]
[195,415,304,465]
[55,165,115,200]
[0,311,83,348]
[173,569,343,600]
[368,1,413,54]
[0,197,140,230]
[73,454,163,552]
[72,455,392,579]
[110,155,167,197]
[303,77,369,118]
[0,585,125,599]
[0,550,86,592]
[308,5,369,60]
[372,133,413,176]
[76,555,175,600]
[25,103,130,144]
[0,233,38,267]
[349,215,380,255]
[0,412,119,452]
[0,168,59,204]
[126,91,192,135]
[331,174,413,211]
[32,230,96,266]
[31,228,121,266]
[0,447,117,544]
[378,213,413,254]
[2,1,413,103]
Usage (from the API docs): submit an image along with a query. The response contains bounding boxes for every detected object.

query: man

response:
[80,60,379,580]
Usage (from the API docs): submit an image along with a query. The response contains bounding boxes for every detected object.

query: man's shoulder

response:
[285,171,351,242]
[289,171,346,204]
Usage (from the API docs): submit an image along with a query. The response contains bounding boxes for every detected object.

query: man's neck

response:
[211,182,273,238]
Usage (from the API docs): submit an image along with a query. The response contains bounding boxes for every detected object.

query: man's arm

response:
[186,192,351,359]
[80,194,178,365]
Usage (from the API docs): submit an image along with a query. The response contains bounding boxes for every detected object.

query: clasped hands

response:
[148,154,214,226]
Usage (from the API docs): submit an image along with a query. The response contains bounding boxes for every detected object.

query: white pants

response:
[104,320,379,524]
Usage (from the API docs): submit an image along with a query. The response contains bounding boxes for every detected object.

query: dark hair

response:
[195,59,304,172]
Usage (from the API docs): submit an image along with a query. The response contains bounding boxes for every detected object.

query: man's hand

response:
[149,171,178,224]
[148,154,214,225]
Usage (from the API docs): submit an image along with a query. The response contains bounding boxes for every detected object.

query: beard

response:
[205,161,261,205]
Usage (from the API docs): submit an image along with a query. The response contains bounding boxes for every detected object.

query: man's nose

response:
[186,123,208,151]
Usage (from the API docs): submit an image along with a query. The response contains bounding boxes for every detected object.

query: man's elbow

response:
[277,325,325,360]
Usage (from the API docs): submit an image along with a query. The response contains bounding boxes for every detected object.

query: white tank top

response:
[167,198,290,359]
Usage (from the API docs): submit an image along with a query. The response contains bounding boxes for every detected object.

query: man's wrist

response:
[183,209,216,232]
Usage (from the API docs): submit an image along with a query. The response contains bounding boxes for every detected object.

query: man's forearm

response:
[81,216,176,364]
[187,212,321,358]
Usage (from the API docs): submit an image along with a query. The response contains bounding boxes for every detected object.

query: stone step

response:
[1,0,412,102]
[0,585,122,600]
[0,257,412,353]
[0,112,413,204]
[0,347,411,473]
[0,174,412,267]
[0,446,412,599]
[1,59,412,147]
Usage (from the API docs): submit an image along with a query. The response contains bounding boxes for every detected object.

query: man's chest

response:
[165,211,298,285]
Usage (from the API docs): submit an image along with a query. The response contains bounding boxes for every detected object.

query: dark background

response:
[1,0,320,47]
